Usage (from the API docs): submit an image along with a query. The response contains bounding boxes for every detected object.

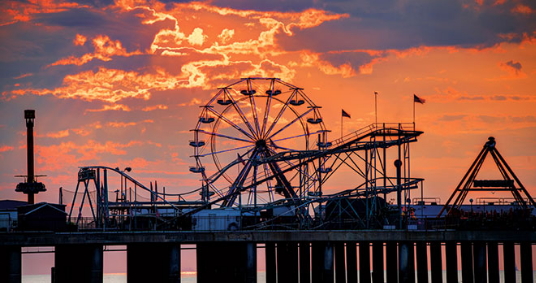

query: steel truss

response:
[439,137,536,217]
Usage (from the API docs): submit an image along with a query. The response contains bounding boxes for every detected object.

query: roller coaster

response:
[68,78,424,230]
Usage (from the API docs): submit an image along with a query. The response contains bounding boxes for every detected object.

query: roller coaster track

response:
[180,123,423,216]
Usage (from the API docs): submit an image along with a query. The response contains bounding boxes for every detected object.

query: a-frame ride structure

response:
[439,137,536,217]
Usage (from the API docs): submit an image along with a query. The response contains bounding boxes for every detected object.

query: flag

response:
[342,109,351,118]
[414,94,425,104]
[237,153,246,166]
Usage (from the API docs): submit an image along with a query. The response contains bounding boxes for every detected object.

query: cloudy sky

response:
[1,0,536,208]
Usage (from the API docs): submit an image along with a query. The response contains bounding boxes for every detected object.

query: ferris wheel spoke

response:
[195,143,254,158]
[247,82,262,137]
[263,88,301,138]
[260,93,272,138]
[249,95,261,137]
[206,107,255,141]
[228,91,259,139]
[197,129,253,144]
[266,108,314,141]
[271,129,325,145]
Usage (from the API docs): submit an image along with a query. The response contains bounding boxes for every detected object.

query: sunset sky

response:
[1,0,536,207]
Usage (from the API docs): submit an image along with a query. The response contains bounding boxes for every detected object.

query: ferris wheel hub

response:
[255,139,267,148]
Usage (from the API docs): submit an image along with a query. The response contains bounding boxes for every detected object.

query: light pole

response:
[470,198,474,213]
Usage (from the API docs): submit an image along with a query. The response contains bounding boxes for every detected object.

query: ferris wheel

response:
[190,78,329,208]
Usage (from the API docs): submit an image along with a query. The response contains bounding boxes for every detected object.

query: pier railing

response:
[8,215,534,233]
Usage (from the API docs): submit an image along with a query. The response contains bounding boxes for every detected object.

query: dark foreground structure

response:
[1,229,535,283]
[5,82,535,282]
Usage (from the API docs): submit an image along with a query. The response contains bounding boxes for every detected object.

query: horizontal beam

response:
[1,230,535,247]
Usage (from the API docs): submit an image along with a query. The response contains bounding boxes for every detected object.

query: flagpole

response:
[413,97,415,126]
[374,91,378,125]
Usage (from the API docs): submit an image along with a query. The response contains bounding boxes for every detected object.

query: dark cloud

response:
[437,114,466,122]
[320,51,376,70]
[477,115,506,124]
[278,0,536,52]
[35,8,108,28]
[202,0,315,12]
[458,96,484,101]
[511,116,536,123]
[491,96,507,101]
[504,60,522,71]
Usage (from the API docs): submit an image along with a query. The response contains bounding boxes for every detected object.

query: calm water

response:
[23,272,268,283]
[23,273,194,283]
[21,271,532,283]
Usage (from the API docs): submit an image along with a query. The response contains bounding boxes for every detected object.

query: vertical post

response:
[502,242,516,283]
[416,242,428,283]
[55,244,103,283]
[334,242,346,283]
[197,242,255,283]
[25,110,35,204]
[520,241,533,283]
[429,242,442,283]
[312,242,323,283]
[445,241,458,283]
[395,159,403,228]
[0,246,21,283]
[299,242,311,283]
[346,242,357,283]
[265,242,276,283]
[128,243,181,283]
[487,242,499,283]
[359,242,370,283]
[246,243,257,283]
[460,242,473,283]
[324,242,334,283]
[312,242,333,283]
[385,242,397,283]
[277,242,298,283]
[372,242,384,283]
[473,241,487,283]
[399,242,415,283]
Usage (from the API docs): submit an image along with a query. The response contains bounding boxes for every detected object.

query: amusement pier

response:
[1,78,535,283]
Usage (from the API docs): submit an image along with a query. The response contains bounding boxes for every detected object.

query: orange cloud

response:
[0,0,89,26]
[0,145,15,152]
[289,51,356,77]
[36,140,144,172]
[107,121,137,128]
[46,130,70,138]
[86,104,132,112]
[511,4,534,15]
[73,34,87,46]
[16,66,186,103]
[142,105,168,111]
[49,35,142,67]
[14,73,33,80]
[3,1,354,105]
[107,120,154,127]
[218,29,234,44]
